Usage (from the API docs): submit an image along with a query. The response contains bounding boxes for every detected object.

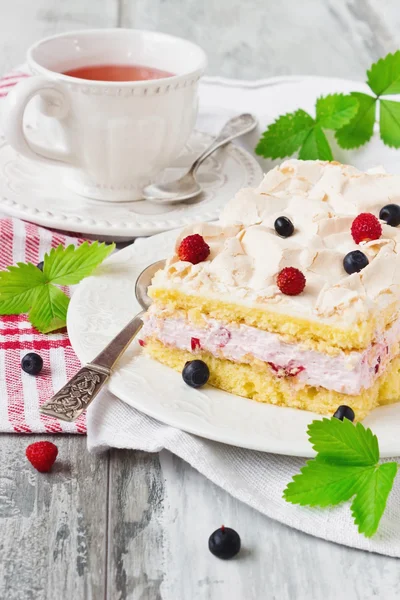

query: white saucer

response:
[68,230,400,458]
[0,128,262,240]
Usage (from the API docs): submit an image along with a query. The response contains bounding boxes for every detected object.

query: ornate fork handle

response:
[40,310,145,422]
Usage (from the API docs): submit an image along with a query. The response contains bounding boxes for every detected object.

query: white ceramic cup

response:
[3,29,207,201]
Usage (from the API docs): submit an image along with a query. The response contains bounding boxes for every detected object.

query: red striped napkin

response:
[0,218,86,434]
[0,69,87,434]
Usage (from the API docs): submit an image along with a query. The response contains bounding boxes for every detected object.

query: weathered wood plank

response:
[107,449,165,600]
[109,449,400,600]
[158,451,400,600]
[0,434,108,600]
[120,0,399,80]
[0,0,119,74]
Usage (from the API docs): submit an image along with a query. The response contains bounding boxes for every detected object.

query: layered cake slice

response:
[141,160,400,420]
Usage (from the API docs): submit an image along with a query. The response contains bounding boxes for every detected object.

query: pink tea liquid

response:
[63,64,174,82]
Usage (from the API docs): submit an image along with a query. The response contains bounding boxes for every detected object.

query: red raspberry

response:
[277,267,306,296]
[191,337,201,351]
[178,234,210,264]
[26,441,58,473]
[138,339,146,347]
[351,213,382,244]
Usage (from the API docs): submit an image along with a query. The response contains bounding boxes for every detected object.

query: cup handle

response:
[3,75,74,166]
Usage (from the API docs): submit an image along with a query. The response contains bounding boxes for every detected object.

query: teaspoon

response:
[143,113,257,204]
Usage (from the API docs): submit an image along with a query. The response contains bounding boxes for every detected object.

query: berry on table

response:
[208,525,241,559]
[36,261,44,271]
[274,216,294,238]
[343,250,369,274]
[351,213,382,244]
[333,405,355,422]
[26,441,58,472]
[277,267,306,296]
[379,204,400,227]
[178,234,210,264]
[182,360,210,388]
[21,352,43,375]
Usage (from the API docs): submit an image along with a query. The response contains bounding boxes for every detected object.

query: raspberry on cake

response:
[140,159,400,420]
[178,233,210,264]
[351,213,382,244]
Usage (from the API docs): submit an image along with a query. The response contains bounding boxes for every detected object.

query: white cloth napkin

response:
[87,390,400,557]
[87,76,400,557]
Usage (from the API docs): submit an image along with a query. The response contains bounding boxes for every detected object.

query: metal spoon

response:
[40,259,166,422]
[143,113,258,204]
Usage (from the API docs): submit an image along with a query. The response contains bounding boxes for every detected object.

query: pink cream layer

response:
[141,314,400,395]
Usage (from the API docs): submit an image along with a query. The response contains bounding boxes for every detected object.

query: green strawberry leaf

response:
[335,92,376,149]
[307,417,379,466]
[29,285,70,333]
[379,99,400,148]
[315,94,359,130]
[351,462,398,537]
[0,262,46,314]
[298,126,333,160]
[0,241,114,333]
[283,459,371,507]
[367,50,400,96]
[43,241,114,285]
[284,418,398,538]
[255,109,315,159]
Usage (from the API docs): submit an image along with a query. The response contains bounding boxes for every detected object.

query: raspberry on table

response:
[277,267,306,296]
[26,441,58,473]
[351,213,382,244]
[178,234,210,264]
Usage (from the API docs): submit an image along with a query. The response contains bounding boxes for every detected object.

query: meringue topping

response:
[151,160,400,326]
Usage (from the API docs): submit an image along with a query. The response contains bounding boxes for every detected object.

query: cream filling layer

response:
[141,312,400,395]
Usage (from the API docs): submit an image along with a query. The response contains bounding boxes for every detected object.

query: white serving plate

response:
[68,230,400,458]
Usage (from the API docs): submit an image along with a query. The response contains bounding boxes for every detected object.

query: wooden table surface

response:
[2,2,400,598]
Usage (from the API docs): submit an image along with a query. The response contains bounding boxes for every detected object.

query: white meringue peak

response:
[152,160,400,326]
